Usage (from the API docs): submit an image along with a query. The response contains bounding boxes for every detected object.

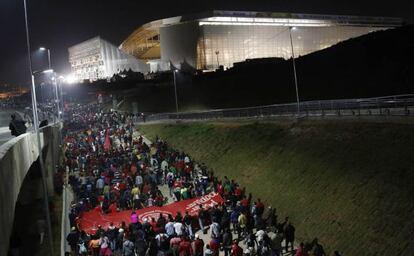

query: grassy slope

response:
[139,120,414,255]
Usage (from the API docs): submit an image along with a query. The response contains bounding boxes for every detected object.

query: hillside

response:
[190,25,414,109]
[139,120,414,255]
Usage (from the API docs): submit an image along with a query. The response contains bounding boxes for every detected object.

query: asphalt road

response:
[0,111,13,146]
[0,126,12,146]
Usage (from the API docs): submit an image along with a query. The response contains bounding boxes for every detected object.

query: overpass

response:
[0,123,61,256]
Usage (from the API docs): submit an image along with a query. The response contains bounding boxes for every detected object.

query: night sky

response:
[0,0,412,87]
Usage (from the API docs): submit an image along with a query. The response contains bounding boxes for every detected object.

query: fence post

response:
[319,101,324,116]
[377,98,382,115]
[335,102,341,116]
[305,102,309,117]
[404,99,409,115]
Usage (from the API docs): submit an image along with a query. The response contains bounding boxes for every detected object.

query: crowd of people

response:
[63,104,338,256]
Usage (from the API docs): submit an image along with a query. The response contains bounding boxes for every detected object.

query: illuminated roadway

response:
[0,111,12,145]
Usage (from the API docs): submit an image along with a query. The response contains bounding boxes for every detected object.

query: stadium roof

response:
[126,10,403,32]
[119,10,403,60]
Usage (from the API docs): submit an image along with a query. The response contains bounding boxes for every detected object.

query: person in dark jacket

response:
[284,222,295,253]
[222,228,233,256]
[9,114,26,136]
[135,237,148,256]
[311,238,326,256]
[66,227,80,255]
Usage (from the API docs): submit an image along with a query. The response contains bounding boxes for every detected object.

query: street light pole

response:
[47,49,51,69]
[40,46,61,121]
[52,73,61,120]
[58,76,64,119]
[289,27,301,118]
[215,50,220,68]
[173,70,179,113]
[23,0,54,255]
[39,47,51,70]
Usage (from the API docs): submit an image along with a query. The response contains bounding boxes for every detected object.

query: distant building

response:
[68,36,149,82]
[120,10,403,72]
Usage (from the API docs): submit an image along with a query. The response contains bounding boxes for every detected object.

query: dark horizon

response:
[0,0,412,88]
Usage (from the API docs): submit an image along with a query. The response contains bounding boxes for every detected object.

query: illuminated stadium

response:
[68,37,149,81]
[120,10,403,72]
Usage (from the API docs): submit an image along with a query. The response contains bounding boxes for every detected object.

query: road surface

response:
[0,111,13,145]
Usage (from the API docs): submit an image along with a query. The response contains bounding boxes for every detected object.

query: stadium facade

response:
[68,37,149,81]
[120,10,402,72]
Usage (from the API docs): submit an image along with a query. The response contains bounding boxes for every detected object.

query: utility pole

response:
[289,27,301,118]
[173,70,179,112]
[23,0,54,255]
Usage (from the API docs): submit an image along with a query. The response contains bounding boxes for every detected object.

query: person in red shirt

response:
[295,242,309,256]
[179,236,193,256]
[240,197,249,210]
[256,198,265,216]
[130,164,137,175]
[234,186,242,200]
[231,240,243,256]
[170,236,182,246]
[209,238,220,256]
[176,160,185,172]
[142,183,150,195]
[119,182,126,191]
[216,182,224,196]
[174,178,182,189]
[108,202,117,213]
[150,217,159,233]
[193,234,204,256]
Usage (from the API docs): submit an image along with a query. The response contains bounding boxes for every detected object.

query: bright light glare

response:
[39,47,46,51]
[43,69,54,73]
[64,74,78,84]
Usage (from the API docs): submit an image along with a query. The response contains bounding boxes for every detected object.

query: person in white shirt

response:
[135,174,143,188]
[151,157,159,167]
[173,221,184,236]
[184,155,191,164]
[165,221,175,237]
[161,160,169,172]
[96,177,104,193]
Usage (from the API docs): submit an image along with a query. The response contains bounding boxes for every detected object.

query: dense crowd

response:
[63,104,338,256]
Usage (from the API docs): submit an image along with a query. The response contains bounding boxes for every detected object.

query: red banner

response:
[78,192,224,234]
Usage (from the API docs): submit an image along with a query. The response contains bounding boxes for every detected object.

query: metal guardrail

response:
[141,94,414,122]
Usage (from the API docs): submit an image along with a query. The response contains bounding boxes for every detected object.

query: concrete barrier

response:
[0,123,61,256]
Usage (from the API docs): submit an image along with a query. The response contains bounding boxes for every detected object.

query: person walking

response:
[179,236,193,256]
[311,238,326,256]
[295,242,308,256]
[222,228,233,256]
[123,235,135,256]
[231,240,243,256]
[193,234,204,256]
[204,244,213,256]
[198,205,208,234]
[183,211,194,239]
[237,212,247,239]
[284,221,295,253]
[66,227,79,256]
